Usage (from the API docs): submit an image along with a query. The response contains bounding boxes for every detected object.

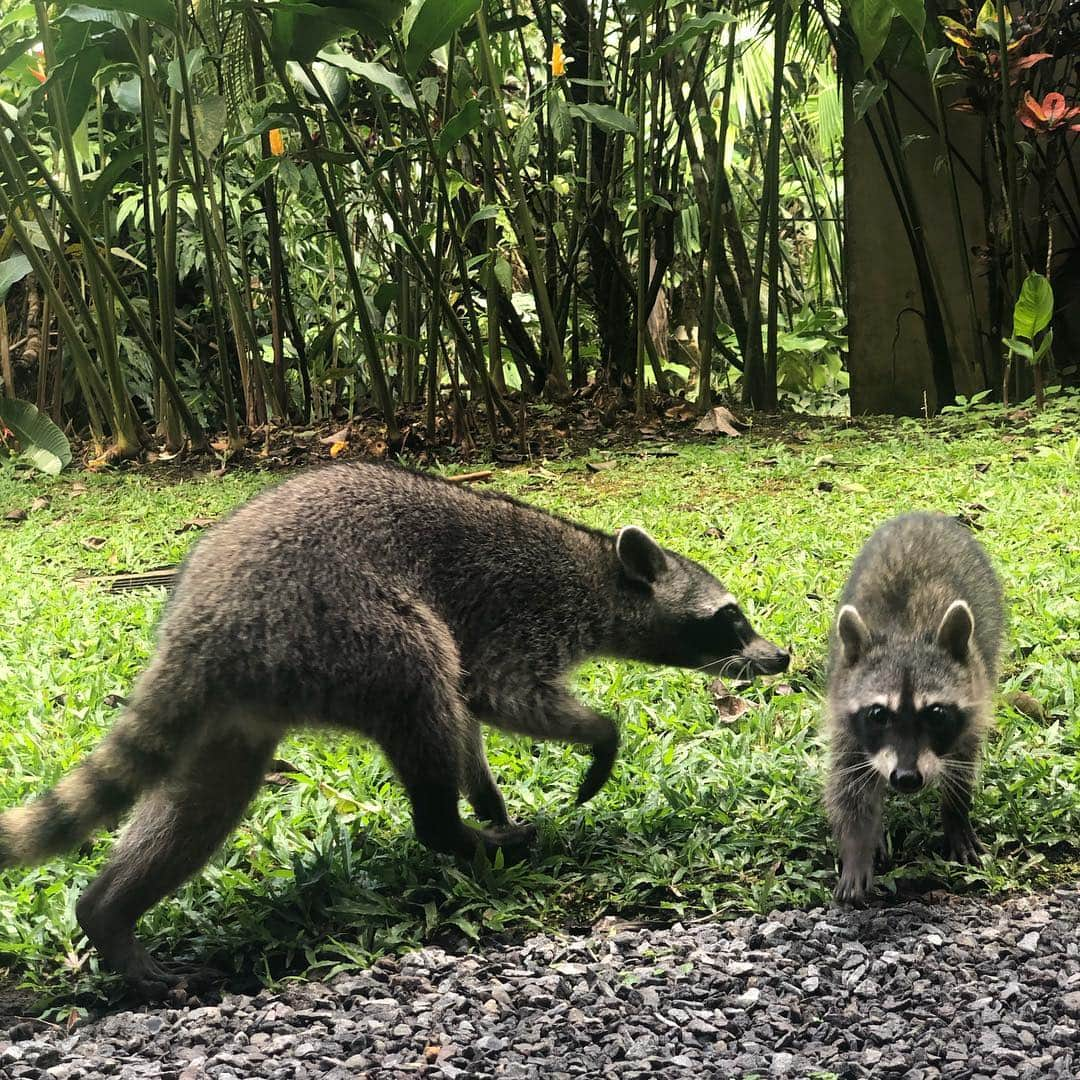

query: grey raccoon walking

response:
[0,463,788,996]
[825,512,1005,903]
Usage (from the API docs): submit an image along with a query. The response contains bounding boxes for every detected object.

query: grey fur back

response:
[158,463,620,719]
[831,512,1005,681]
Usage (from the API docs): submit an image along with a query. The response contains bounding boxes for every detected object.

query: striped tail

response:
[0,702,182,868]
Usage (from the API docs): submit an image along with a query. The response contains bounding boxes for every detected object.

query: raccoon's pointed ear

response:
[837,605,871,665]
[937,599,975,662]
[616,526,667,586]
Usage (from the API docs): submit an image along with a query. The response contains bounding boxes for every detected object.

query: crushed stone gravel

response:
[2,887,1078,1078]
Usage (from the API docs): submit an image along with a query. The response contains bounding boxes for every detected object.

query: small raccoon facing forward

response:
[825,512,1005,903]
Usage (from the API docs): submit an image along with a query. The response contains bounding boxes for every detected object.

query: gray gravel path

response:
[3,888,1079,1079]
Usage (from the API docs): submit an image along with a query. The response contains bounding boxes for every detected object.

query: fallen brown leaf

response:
[30,496,50,512]
[694,406,742,437]
[320,424,351,446]
[709,679,751,723]
[81,536,107,551]
[176,517,215,533]
[1004,690,1045,722]
[665,402,696,422]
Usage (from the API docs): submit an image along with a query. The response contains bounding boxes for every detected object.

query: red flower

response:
[1017,91,1080,133]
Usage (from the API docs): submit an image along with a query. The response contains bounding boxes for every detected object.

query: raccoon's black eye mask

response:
[853,702,966,749]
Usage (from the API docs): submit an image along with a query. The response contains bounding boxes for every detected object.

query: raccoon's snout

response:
[889,767,923,793]
[743,638,790,676]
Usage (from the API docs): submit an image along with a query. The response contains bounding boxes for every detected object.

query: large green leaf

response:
[891,0,925,37]
[549,91,571,149]
[511,110,537,168]
[976,0,1008,39]
[270,0,404,62]
[1012,272,1054,342]
[352,61,415,108]
[0,34,37,75]
[59,5,132,29]
[287,60,350,108]
[318,46,416,108]
[182,93,227,158]
[58,0,176,29]
[569,102,636,136]
[167,46,205,93]
[643,11,737,71]
[0,253,32,303]
[852,76,886,121]
[47,44,103,131]
[110,73,141,112]
[437,97,480,154]
[0,5,35,31]
[847,0,895,70]
[0,398,72,475]
[404,0,479,76]
[87,147,143,215]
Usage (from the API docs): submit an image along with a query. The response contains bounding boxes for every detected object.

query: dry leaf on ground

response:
[710,679,752,723]
[694,406,742,437]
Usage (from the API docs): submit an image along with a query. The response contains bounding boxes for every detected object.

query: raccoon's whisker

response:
[942,758,978,773]
[695,656,746,678]
[833,760,876,777]
[848,764,881,799]
[937,769,970,800]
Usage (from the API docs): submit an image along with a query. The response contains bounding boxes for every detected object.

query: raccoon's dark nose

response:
[890,768,923,793]
[744,639,790,675]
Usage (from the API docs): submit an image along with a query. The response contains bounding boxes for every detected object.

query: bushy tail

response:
[0,701,185,868]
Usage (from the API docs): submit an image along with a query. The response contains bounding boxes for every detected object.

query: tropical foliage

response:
[0,0,849,458]
[0,0,1074,460]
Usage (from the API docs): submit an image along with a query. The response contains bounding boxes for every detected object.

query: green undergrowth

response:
[1,401,1078,1010]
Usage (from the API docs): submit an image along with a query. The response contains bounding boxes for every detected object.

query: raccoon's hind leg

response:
[460,724,510,827]
[476,684,619,806]
[940,745,983,865]
[826,749,884,904]
[75,724,281,1000]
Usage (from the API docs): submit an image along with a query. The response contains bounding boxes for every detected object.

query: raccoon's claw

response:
[833,864,875,906]
[125,957,224,1003]
[943,823,984,866]
[476,823,537,865]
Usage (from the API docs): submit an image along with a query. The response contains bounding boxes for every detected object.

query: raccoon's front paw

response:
[834,863,875,905]
[943,821,984,866]
[477,823,537,865]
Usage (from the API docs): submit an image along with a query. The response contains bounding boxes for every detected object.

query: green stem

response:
[35,0,142,453]
[696,21,738,410]
[474,4,569,398]
[1,117,206,447]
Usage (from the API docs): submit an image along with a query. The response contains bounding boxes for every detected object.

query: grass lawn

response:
[1,401,1078,1010]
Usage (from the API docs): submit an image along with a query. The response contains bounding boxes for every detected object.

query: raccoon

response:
[825,512,1005,903]
[0,463,788,996]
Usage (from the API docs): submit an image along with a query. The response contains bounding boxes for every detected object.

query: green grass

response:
[1,401,1079,1010]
